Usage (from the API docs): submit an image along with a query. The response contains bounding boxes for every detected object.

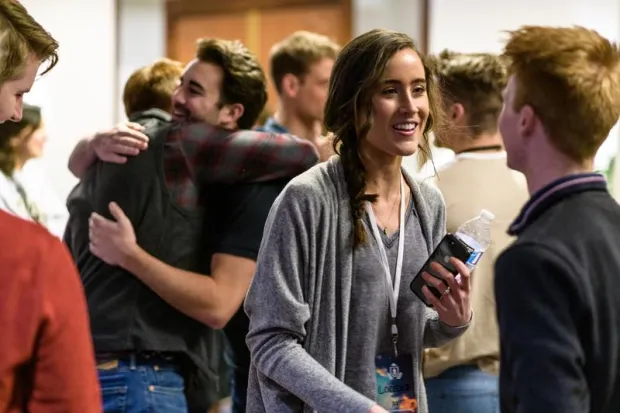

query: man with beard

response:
[65,38,319,412]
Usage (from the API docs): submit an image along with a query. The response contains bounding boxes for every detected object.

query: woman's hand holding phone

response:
[421,258,472,327]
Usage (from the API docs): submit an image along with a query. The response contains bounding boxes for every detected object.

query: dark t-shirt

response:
[201,179,287,381]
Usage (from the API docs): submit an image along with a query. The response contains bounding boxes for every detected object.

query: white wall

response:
[429,0,619,53]
[428,0,620,182]
[117,0,166,121]
[20,0,166,201]
[19,0,117,202]
[353,0,424,41]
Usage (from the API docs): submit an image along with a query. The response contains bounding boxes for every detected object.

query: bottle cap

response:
[480,209,495,221]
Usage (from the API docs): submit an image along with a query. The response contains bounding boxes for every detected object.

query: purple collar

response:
[508,173,608,236]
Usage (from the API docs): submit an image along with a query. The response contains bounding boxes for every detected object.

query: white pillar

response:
[117,0,166,122]
[18,0,118,202]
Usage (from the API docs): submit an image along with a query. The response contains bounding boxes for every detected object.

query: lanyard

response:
[365,176,405,357]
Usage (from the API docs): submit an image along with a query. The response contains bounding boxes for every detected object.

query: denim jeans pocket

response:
[98,370,128,413]
[150,370,187,413]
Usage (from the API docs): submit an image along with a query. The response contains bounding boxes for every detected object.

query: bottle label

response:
[467,251,483,266]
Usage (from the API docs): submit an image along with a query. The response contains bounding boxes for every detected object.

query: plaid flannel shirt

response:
[163,122,320,208]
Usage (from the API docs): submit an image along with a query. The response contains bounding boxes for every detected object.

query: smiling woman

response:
[244,28,473,413]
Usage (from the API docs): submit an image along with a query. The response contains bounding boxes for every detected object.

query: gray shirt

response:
[346,198,431,403]
[245,156,469,413]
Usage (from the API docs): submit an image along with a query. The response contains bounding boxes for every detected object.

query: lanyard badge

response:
[365,176,417,412]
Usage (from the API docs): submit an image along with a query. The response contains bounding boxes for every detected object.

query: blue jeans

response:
[97,354,188,413]
[425,365,499,413]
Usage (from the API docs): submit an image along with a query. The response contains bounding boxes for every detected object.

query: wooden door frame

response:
[421,0,430,55]
[165,0,430,59]
[166,0,352,58]
[167,0,347,17]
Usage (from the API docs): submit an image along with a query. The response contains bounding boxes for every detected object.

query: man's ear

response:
[281,73,301,98]
[519,104,536,138]
[222,103,245,125]
[449,102,465,123]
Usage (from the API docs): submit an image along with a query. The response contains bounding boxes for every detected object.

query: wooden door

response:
[166,0,351,113]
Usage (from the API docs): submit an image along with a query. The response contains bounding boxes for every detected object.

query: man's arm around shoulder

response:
[180,123,319,184]
[494,243,588,413]
[67,122,149,179]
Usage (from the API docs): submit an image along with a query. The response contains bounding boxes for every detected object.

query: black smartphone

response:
[410,233,474,307]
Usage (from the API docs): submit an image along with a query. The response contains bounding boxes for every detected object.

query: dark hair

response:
[325,29,445,247]
[0,104,42,175]
[196,38,267,129]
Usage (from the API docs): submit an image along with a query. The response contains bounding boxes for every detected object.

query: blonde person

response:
[494,26,620,413]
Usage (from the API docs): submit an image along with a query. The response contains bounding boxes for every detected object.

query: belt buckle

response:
[97,359,120,370]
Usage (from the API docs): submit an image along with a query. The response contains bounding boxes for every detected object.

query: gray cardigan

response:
[244,156,465,413]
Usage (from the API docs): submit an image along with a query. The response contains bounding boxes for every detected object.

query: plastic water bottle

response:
[455,209,495,272]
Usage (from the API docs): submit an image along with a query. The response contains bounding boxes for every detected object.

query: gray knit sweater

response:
[244,156,468,413]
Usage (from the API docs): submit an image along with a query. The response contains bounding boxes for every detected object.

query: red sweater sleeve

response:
[28,238,101,413]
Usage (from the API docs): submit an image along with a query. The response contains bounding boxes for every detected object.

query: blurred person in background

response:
[260,30,339,161]
[0,1,101,412]
[495,25,620,413]
[0,104,69,237]
[64,38,318,413]
[423,50,528,413]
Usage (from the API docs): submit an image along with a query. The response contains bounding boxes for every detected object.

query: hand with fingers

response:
[421,258,472,327]
[92,121,149,164]
[89,202,137,267]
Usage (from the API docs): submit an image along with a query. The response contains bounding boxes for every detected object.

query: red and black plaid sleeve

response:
[174,122,319,184]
